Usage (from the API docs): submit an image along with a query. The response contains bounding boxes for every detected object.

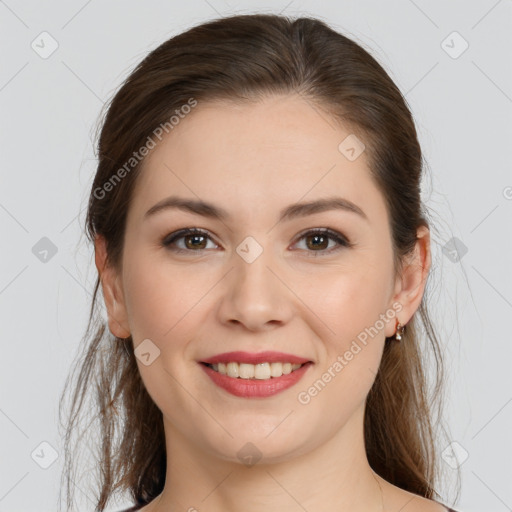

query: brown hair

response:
[59,13,459,511]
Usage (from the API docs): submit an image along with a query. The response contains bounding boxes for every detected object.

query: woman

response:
[59,13,462,512]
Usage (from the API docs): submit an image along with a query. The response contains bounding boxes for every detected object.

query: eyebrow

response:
[144,195,368,223]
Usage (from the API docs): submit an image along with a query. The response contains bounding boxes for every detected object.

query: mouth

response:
[199,360,314,398]
[200,361,308,380]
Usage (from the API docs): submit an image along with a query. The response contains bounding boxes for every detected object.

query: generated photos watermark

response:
[93,97,198,200]
[297,301,403,405]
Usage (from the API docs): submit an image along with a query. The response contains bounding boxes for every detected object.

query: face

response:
[96,94,430,464]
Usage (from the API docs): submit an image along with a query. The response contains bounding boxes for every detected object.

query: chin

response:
[202,429,312,467]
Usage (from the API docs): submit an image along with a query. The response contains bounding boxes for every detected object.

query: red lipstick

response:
[201,351,311,365]
[199,351,313,398]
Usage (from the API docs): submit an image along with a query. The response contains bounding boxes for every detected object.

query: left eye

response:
[292,229,351,254]
[161,228,351,254]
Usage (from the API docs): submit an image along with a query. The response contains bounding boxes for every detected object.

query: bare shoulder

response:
[395,493,453,512]
[378,476,452,512]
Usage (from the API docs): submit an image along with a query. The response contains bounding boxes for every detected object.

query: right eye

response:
[161,228,220,253]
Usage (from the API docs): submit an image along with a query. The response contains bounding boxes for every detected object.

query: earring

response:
[395,319,405,341]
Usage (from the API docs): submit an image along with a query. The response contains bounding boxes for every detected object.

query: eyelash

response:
[161,228,352,256]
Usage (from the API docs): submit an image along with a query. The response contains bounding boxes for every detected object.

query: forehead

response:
[128,94,387,225]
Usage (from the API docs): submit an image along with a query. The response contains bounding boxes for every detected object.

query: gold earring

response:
[395,319,405,341]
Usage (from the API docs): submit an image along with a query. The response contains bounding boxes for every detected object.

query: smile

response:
[206,361,303,379]
[199,361,313,398]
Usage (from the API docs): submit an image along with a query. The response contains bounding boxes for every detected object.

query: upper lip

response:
[200,351,312,365]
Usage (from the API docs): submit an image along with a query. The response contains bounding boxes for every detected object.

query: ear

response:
[94,234,131,339]
[385,225,431,338]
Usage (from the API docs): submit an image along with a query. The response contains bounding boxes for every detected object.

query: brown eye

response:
[162,228,218,253]
[293,229,351,255]
[305,233,330,250]
[184,234,207,249]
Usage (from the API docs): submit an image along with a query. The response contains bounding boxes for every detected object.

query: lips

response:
[199,351,314,398]
[200,351,312,365]
[200,360,313,398]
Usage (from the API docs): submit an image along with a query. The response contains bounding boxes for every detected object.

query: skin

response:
[95,94,446,512]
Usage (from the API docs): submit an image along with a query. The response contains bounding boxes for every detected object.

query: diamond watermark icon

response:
[441,31,469,59]
[236,236,263,264]
[134,338,161,366]
[32,236,58,263]
[442,237,468,263]
[441,441,469,469]
[338,134,365,161]
[236,442,262,467]
[31,31,59,59]
[31,441,59,469]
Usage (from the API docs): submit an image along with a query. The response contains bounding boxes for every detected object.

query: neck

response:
[151,404,383,512]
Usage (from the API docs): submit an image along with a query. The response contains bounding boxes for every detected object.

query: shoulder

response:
[398,496,457,512]
[377,477,458,512]
[394,495,458,512]
[389,491,458,512]
[399,495,459,512]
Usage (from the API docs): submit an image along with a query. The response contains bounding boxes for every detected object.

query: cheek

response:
[292,259,391,402]
[294,260,392,341]
[122,249,206,343]
[121,252,208,407]
[297,270,387,420]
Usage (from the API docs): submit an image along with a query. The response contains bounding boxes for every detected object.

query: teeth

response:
[226,362,239,378]
[210,362,303,379]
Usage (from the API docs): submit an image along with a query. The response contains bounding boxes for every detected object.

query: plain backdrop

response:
[1,1,511,511]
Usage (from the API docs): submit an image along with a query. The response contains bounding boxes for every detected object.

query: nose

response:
[216,247,294,332]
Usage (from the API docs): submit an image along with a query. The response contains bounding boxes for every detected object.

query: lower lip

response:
[199,362,313,398]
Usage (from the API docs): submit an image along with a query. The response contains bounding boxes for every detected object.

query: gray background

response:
[1,1,511,511]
